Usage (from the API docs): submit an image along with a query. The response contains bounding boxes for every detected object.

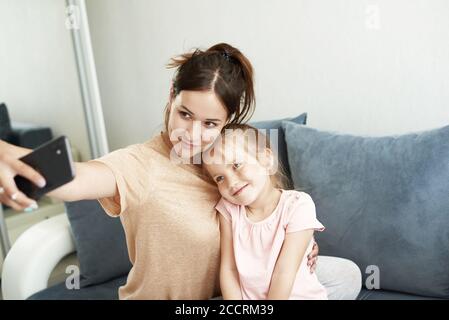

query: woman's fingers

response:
[0,154,44,210]
[9,157,46,188]
[310,241,319,258]
[311,259,318,273]
[0,193,24,211]
[0,187,37,211]
[11,190,38,210]
[308,256,318,274]
[0,175,38,211]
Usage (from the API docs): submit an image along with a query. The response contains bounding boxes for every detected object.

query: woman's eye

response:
[204,121,217,128]
[179,111,192,119]
[215,176,224,183]
[233,163,242,169]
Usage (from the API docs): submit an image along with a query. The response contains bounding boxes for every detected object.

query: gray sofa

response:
[3,113,447,300]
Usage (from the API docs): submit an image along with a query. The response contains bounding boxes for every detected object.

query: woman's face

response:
[167,90,229,159]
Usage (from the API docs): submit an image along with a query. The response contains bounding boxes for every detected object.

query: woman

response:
[0,43,361,299]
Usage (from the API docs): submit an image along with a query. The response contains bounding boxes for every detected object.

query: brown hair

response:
[164,43,255,130]
[205,123,289,190]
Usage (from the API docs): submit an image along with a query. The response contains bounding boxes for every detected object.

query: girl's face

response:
[167,90,229,159]
[204,133,274,206]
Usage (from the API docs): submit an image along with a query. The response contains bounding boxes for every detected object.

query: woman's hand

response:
[0,141,46,211]
[307,241,319,273]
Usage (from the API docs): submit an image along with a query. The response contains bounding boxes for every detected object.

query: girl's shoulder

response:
[278,190,316,220]
[279,190,324,233]
[281,189,315,207]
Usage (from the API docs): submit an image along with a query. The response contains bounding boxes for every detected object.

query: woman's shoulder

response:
[93,134,168,173]
[142,133,170,154]
[112,133,172,164]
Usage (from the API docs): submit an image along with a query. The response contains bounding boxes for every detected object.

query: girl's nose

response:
[227,177,240,190]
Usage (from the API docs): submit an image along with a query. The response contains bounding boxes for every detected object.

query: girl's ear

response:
[259,148,275,170]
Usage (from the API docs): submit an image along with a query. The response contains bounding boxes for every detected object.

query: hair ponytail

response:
[164,43,256,130]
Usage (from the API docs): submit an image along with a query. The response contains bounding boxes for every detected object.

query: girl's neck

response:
[246,181,282,219]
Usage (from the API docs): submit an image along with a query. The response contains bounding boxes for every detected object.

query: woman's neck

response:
[160,130,205,172]
[160,131,173,151]
[246,181,282,219]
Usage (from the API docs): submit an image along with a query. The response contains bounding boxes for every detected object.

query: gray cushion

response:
[357,288,444,300]
[251,113,307,187]
[28,275,127,300]
[65,200,131,287]
[282,122,449,299]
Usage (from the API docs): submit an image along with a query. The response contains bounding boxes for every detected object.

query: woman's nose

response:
[187,121,202,142]
[201,129,220,146]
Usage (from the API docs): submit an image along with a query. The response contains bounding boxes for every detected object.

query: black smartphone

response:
[14,136,76,201]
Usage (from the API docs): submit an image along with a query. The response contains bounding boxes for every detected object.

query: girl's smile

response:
[232,183,249,196]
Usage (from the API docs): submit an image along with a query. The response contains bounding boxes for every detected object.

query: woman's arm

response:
[267,230,314,299]
[218,214,243,300]
[46,161,117,202]
[0,140,117,210]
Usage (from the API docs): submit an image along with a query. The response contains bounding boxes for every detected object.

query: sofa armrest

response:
[1,213,76,300]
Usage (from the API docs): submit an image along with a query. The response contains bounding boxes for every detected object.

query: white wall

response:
[0,0,92,160]
[86,0,449,151]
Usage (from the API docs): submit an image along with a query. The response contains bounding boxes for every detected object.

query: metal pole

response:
[66,0,109,158]
[0,205,11,259]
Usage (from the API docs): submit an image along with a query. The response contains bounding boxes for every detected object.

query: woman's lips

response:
[233,184,249,196]
[180,137,201,148]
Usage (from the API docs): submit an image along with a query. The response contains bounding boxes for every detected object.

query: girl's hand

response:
[307,241,319,273]
[267,229,315,299]
[0,145,46,211]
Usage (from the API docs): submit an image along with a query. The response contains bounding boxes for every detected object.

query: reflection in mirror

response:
[0,0,106,258]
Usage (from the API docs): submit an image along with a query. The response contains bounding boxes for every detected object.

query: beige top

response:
[90,133,221,299]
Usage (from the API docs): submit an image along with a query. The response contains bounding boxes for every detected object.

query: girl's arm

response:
[218,214,243,300]
[267,229,314,299]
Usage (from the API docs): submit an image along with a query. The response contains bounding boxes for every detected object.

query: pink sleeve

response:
[215,197,233,222]
[285,192,325,233]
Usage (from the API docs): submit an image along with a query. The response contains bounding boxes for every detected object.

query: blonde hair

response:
[203,123,289,189]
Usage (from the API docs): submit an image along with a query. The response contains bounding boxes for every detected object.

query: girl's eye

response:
[204,121,218,128]
[215,176,224,183]
[179,111,192,119]
[233,163,243,169]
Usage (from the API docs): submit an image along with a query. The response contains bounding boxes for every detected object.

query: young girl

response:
[204,124,328,300]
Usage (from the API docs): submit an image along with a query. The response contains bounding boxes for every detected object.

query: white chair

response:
[1,213,76,300]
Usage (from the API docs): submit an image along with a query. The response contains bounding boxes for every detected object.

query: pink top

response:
[216,190,328,300]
